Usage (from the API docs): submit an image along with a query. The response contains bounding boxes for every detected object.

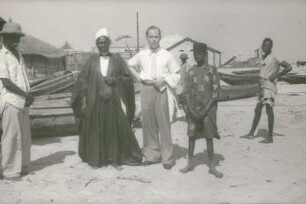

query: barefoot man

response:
[180,42,223,178]
[243,38,292,143]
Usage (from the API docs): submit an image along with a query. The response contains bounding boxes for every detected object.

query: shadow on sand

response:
[30,150,76,172]
[173,144,188,160]
[240,128,284,139]
[32,137,62,146]
[192,150,225,170]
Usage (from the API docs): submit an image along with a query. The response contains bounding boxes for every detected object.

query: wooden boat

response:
[219,84,258,101]
[29,77,48,87]
[0,81,259,138]
[30,93,76,137]
[232,69,259,75]
[219,72,259,85]
[31,71,79,96]
[0,93,75,138]
[281,74,306,84]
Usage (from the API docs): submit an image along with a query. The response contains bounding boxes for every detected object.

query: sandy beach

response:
[0,84,305,204]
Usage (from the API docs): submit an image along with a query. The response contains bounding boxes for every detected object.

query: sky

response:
[1,0,305,63]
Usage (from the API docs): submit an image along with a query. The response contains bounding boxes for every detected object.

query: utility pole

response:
[136,12,139,53]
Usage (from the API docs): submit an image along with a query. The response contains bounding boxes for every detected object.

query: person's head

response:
[261,38,273,55]
[146,26,161,51]
[179,53,188,63]
[193,43,207,66]
[95,28,111,55]
[2,34,21,51]
[0,22,24,52]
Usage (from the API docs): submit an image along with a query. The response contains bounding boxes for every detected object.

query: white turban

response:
[95,28,109,40]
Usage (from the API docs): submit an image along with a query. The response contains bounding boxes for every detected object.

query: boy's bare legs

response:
[260,105,274,143]
[180,138,195,173]
[207,138,223,178]
[243,103,263,139]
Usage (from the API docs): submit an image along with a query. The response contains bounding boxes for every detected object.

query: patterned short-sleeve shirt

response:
[184,65,220,111]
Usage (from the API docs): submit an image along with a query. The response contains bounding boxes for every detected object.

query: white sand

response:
[0,84,305,204]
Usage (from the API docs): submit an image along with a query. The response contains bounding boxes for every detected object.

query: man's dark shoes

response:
[163,163,174,170]
[214,134,221,140]
[142,160,159,166]
[4,176,22,181]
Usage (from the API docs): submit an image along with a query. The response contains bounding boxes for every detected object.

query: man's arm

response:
[270,60,293,81]
[278,61,293,77]
[1,78,27,98]
[128,53,141,82]
[157,53,181,88]
[1,78,34,106]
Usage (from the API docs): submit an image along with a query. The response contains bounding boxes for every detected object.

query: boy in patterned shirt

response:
[180,42,223,178]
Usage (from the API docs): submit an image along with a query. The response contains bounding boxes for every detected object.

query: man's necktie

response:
[150,53,157,79]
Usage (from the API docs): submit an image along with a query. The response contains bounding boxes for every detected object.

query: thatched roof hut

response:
[20,35,65,58]
[19,35,66,78]
[0,18,66,78]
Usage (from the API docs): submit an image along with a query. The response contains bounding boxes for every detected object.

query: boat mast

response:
[136,12,139,53]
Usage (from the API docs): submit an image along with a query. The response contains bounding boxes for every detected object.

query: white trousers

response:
[1,103,31,178]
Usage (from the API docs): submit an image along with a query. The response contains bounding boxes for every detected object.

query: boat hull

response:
[219,72,259,85]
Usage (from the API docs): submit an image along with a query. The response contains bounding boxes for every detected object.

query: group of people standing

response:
[0,22,292,181]
[71,26,224,177]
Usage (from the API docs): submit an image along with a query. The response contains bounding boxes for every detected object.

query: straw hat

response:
[0,22,25,37]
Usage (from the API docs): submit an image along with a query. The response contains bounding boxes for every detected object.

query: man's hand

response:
[268,73,277,82]
[80,97,87,116]
[188,107,202,121]
[141,79,154,85]
[199,106,209,119]
[104,77,116,86]
[153,78,165,89]
[185,99,201,120]
[25,93,34,107]
[198,99,214,118]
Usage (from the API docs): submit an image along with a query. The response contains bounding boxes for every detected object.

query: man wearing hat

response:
[0,17,6,50]
[128,26,180,169]
[0,22,34,180]
[71,28,142,170]
[176,52,191,103]
[180,42,223,178]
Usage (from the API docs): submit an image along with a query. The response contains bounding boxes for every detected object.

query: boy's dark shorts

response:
[186,114,217,140]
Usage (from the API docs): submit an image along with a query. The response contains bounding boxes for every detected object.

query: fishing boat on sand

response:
[219,84,258,101]
[281,74,306,84]
[31,71,80,96]
[218,72,259,85]
[1,81,259,137]
[232,69,260,75]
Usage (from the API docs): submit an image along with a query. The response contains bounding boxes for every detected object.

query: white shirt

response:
[0,47,30,109]
[128,48,180,87]
[128,48,181,122]
[100,56,109,76]
[259,53,280,93]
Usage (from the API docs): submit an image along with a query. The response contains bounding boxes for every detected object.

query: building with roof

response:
[19,35,66,78]
[163,37,222,67]
[109,37,146,60]
[0,17,66,78]
[64,49,96,71]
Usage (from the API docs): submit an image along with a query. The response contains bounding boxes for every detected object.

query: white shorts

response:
[257,88,276,106]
